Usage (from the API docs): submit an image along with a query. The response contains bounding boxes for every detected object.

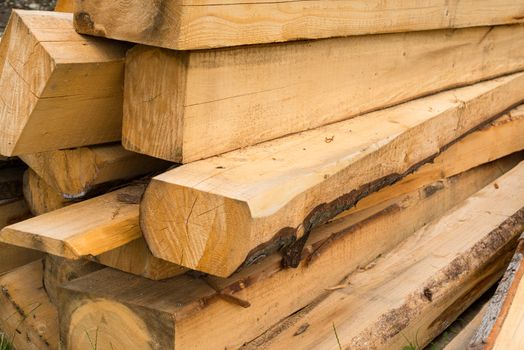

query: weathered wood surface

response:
[241,162,524,350]
[23,168,73,215]
[443,304,489,350]
[0,243,42,276]
[0,260,58,350]
[124,24,524,162]
[141,73,524,277]
[20,143,169,198]
[337,104,524,219]
[74,0,524,50]
[57,158,519,350]
[43,254,103,306]
[94,237,187,281]
[0,10,127,156]
[469,234,524,350]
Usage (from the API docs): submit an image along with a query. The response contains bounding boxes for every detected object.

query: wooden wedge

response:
[74,0,524,50]
[0,10,127,156]
[141,73,524,277]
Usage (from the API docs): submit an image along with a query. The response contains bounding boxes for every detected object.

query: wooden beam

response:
[43,254,103,306]
[242,163,524,350]
[338,104,524,219]
[23,168,73,216]
[469,235,524,350]
[0,242,42,276]
[94,237,187,281]
[0,10,127,156]
[20,143,169,198]
[55,0,74,12]
[124,25,524,162]
[141,73,524,277]
[57,157,520,350]
[0,260,58,350]
[74,0,524,50]
[0,197,40,275]
[2,180,186,280]
[0,185,145,259]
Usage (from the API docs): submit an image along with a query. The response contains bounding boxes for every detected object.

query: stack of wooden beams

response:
[0,1,523,349]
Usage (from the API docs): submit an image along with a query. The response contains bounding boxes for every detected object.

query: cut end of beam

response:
[0,10,127,156]
[141,181,252,277]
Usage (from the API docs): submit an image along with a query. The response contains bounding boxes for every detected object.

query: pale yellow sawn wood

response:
[57,157,522,350]
[141,73,524,277]
[124,24,524,162]
[248,162,524,350]
[74,0,524,50]
[20,143,168,198]
[0,10,127,156]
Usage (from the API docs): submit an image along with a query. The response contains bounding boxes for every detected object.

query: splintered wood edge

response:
[469,234,524,349]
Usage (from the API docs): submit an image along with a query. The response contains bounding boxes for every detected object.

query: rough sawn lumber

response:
[124,24,524,162]
[74,0,524,50]
[0,10,127,156]
[57,159,523,350]
[141,73,524,277]
[242,162,524,350]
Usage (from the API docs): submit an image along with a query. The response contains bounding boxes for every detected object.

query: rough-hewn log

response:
[124,24,524,162]
[57,158,520,350]
[0,260,58,350]
[0,197,40,275]
[141,73,524,277]
[43,254,103,306]
[74,0,524,50]
[20,143,169,198]
[23,168,73,216]
[0,10,127,156]
[241,163,524,350]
